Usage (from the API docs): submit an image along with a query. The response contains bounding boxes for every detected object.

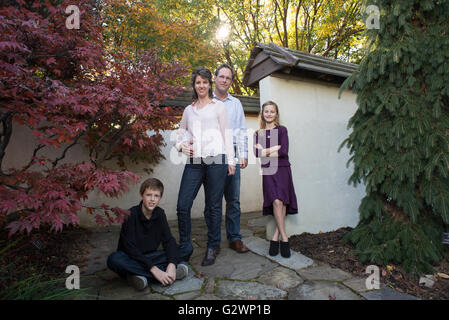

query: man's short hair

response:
[215,63,234,80]
[140,178,164,196]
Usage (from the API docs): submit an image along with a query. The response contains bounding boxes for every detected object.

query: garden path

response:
[78,212,418,300]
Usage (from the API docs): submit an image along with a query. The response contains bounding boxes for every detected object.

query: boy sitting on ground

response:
[107,178,188,290]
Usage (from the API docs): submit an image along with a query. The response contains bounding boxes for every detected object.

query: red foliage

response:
[0,0,187,236]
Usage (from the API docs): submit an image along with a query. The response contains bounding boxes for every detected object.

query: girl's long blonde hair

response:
[258,100,280,134]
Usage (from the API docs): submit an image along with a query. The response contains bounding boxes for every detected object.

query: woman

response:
[175,66,235,267]
[254,100,298,258]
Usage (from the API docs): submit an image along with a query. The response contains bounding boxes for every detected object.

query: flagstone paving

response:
[288,281,363,300]
[78,211,419,300]
[360,287,420,300]
[296,265,353,282]
[256,266,304,291]
[215,280,287,300]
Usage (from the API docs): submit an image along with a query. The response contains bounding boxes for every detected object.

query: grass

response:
[0,228,91,300]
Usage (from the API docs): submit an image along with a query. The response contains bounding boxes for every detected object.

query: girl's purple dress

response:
[254,126,298,216]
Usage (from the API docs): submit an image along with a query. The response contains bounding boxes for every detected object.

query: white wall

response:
[259,75,365,238]
[80,115,263,226]
[4,75,364,236]
[3,115,263,227]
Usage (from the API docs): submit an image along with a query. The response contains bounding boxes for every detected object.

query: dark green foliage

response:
[0,239,91,300]
[340,0,449,275]
[343,203,444,275]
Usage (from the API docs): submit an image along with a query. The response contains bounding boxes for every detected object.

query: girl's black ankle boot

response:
[280,240,291,258]
[269,240,279,256]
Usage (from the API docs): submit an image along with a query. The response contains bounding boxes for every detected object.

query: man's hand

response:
[181,140,194,157]
[166,263,176,282]
[150,266,174,286]
[228,164,236,176]
[239,158,248,169]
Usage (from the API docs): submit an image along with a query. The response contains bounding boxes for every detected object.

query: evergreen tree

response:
[340,0,449,275]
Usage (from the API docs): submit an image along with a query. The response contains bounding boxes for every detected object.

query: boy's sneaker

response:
[127,275,148,291]
[176,264,189,280]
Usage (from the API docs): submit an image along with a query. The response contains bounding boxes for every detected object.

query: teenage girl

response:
[254,101,298,258]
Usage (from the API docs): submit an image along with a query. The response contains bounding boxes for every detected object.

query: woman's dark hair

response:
[191,66,213,100]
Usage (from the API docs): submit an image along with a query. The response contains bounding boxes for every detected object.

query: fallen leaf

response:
[387,265,394,271]
[393,273,402,280]
[437,272,449,279]
[382,270,387,277]
[328,250,334,254]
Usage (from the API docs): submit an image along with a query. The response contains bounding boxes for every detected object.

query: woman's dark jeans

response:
[176,154,228,260]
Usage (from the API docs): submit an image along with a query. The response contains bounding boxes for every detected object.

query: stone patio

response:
[77,211,419,300]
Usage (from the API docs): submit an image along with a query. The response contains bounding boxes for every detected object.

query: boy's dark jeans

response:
[176,154,228,258]
[107,250,173,283]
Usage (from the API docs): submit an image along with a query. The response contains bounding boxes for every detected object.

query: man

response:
[107,178,189,291]
[213,63,249,253]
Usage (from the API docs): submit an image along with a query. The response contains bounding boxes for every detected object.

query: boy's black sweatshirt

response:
[117,202,178,269]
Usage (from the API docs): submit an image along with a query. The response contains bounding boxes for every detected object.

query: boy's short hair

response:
[140,178,164,196]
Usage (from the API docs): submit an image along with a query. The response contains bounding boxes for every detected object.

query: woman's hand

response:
[228,164,236,176]
[181,140,194,157]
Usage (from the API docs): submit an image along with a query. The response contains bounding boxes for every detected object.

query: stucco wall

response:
[79,114,263,226]
[3,114,263,227]
[4,76,364,235]
[259,75,365,238]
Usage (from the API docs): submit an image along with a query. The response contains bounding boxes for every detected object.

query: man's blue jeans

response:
[224,163,242,243]
[177,155,228,259]
[107,250,171,283]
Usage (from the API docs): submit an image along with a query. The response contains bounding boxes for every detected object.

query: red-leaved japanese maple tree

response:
[0,0,187,236]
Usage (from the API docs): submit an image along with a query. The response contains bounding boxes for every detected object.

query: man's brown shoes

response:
[229,239,249,253]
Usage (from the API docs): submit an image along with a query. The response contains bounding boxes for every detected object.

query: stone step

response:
[244,236,314,270]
